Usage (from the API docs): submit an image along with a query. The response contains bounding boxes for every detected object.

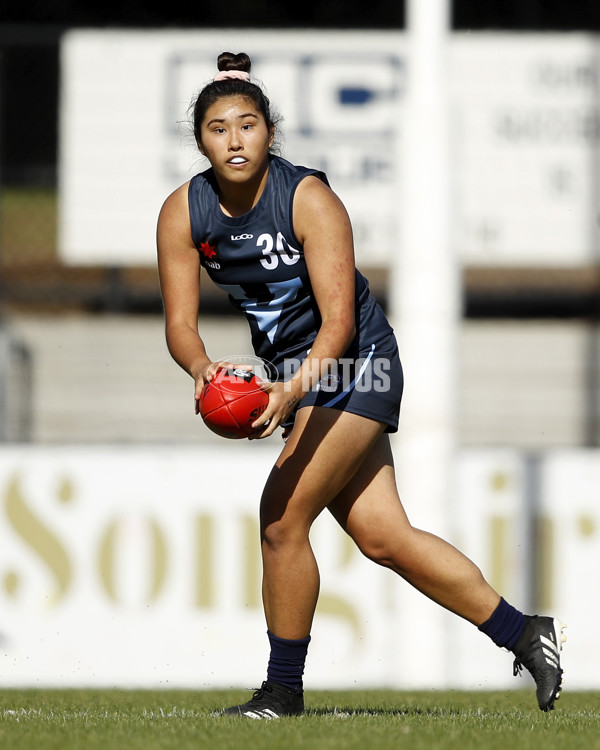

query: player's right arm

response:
[157,183,216,410]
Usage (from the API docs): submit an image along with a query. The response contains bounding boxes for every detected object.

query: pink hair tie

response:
[213,70,251,83]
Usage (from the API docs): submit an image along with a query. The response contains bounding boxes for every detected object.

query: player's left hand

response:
[247,381,299,440]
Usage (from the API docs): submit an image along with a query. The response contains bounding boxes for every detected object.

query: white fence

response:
[0,444,597,690]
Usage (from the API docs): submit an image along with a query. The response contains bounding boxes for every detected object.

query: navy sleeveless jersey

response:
[188,155,393,377]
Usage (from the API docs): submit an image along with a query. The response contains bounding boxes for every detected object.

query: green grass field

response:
[1,688,599,750]
[0,188,57,264]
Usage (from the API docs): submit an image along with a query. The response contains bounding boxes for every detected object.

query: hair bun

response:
[217,52,251,74]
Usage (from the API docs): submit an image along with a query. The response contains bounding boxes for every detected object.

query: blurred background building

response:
[1,1,599,446]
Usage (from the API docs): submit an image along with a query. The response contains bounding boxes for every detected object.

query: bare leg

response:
[328,433,501,625]
[259,407,385,638]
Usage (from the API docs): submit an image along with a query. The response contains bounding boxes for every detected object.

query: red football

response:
[199,368,269,439]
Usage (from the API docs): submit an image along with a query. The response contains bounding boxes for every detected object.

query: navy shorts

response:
[282,332,403,434]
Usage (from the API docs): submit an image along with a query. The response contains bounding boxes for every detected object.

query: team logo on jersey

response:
[198,241,221,269]
[231,233,253,241]
[199,241,217,259]
[317,373,342,393]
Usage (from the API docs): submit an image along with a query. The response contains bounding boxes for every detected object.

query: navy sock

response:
[478,597,525,650]
[266,630,311,691]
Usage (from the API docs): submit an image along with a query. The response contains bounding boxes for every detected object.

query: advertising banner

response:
[59,30,600,268]
[540,451,600,689]
[1,445,592,690]
[0,445,403,689]
[59,30,405,268]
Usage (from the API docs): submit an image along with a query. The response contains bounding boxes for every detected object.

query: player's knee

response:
[261,517,307,553]
[260,486,313,553]
[354,525,419,571]
[356,536,396,568]
[261,519,286,552]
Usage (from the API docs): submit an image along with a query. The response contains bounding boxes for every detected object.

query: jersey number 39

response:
[258,232,301,270]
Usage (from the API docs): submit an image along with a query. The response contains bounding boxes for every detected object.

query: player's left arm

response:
[294,175,357,377]
[251,176,356,436]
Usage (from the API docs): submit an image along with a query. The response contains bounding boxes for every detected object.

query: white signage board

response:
[0,445,407,689]
[0,445,596,690]
[58,30,405,267]
[540,450,600,689]
[448,450,532,689]
[451,33,600,266]
[59,30,600,269]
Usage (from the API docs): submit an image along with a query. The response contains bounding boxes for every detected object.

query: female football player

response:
[157,51,565,718]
